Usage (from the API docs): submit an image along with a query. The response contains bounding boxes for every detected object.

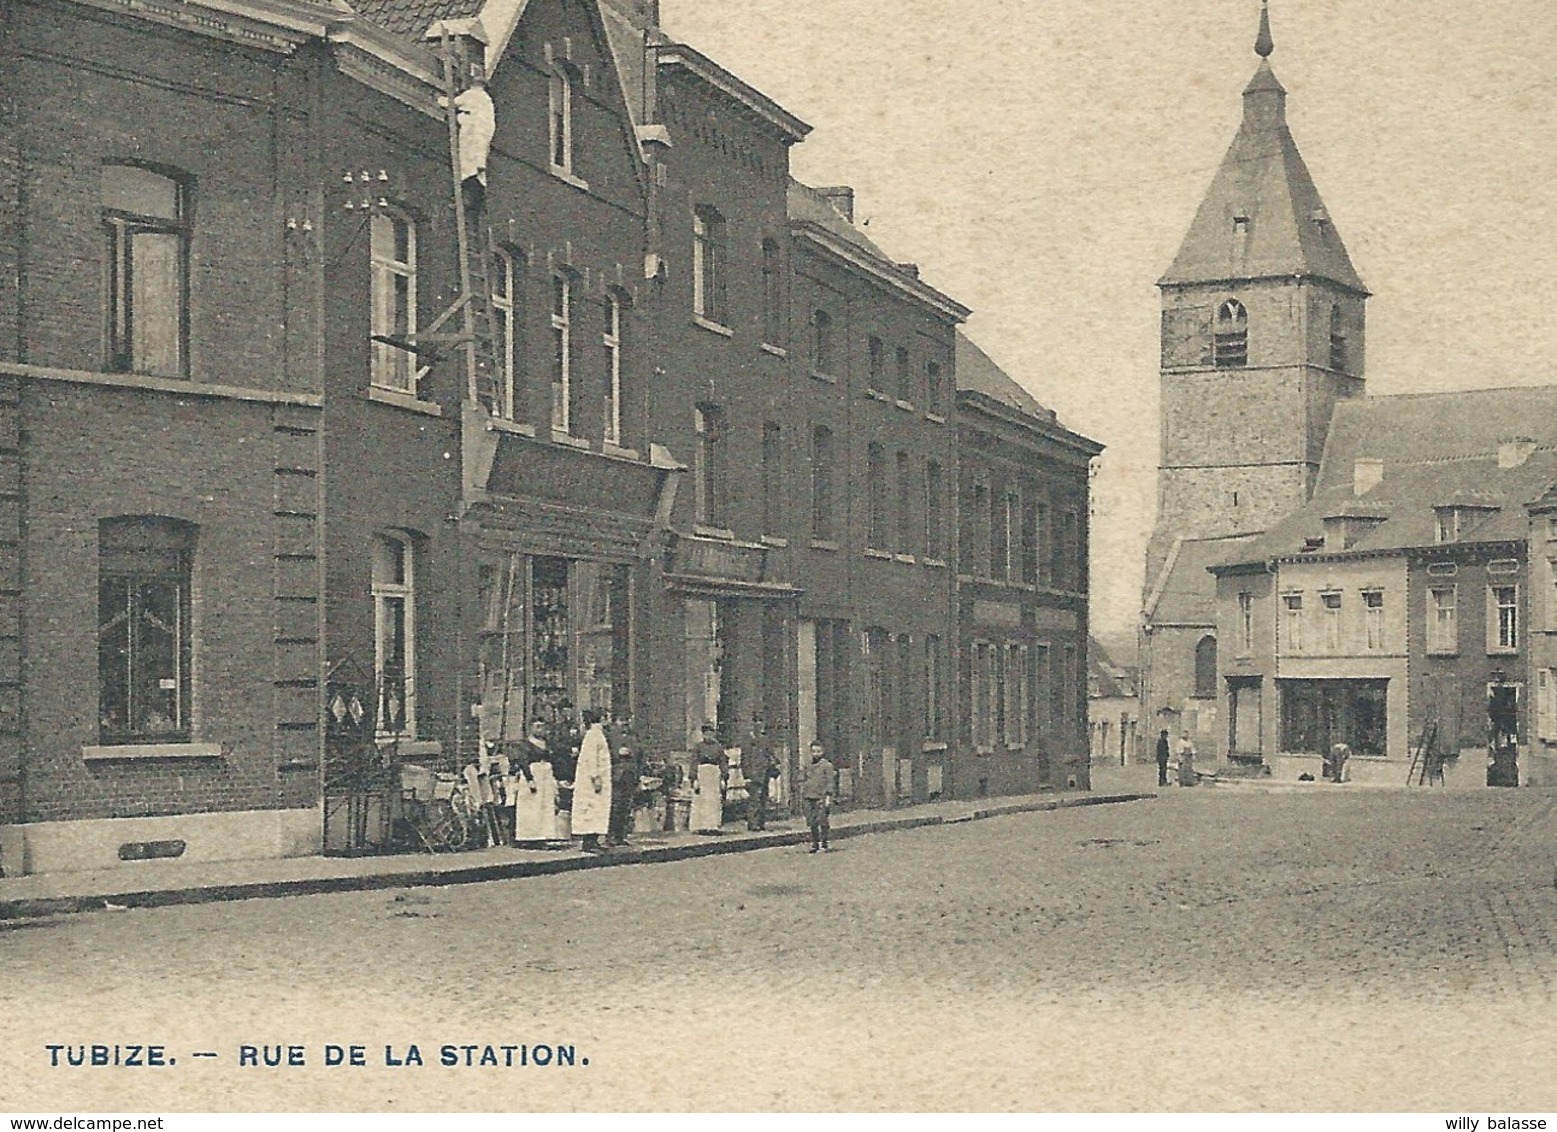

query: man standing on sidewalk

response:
[1155,729,1171,787]
[743,717,778,831]
[801,739,834,853]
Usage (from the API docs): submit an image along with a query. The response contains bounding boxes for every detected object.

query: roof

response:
[954,333,1055,421]
[348,0,479,37]
[788,180,971,323]
[1219,448,1557,568]
[1145,535,1258,625]
[1088,635,1138,699]
[656,43,811,142]
[1160,58,1366,293]
[1317,386,1557,491]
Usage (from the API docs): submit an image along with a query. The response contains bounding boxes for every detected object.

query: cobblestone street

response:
[4,784,1557,1111]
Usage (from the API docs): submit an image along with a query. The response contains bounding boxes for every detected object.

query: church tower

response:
[1144,2,1368,588]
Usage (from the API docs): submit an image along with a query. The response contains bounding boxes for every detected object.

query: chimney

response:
[1353,458,1383,496]
[816,186,855,223]
[898,263,920,278]
[1499,437,1536,469]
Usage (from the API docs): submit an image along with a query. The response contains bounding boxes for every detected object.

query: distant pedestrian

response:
[801,740,834,853]
[607,715,640,846]
[1155,729,1171,787]
[743,717,779,831]
[1176,732,1196,787]
[690,721,727,833]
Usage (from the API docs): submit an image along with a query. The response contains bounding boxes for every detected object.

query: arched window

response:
[1329,304,1347,372]
[103,164,189,378]
[1194,634,1218,698]
[1213,299,1248,368]
[98,516,197,743]
[811,309,834,375]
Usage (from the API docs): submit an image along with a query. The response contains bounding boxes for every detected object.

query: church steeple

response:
[1160,2,1365,294]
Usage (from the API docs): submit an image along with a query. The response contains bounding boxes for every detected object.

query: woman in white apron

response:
[512,719,560,842]
[689,721,727,833]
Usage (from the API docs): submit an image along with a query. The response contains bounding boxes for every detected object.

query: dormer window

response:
[1329,305,1347,372]
[1213,299,1248,368]
[548,64,578,176]
[1434,508,1458,544]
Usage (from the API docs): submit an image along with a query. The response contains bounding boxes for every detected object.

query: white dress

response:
[690,764,724,832]
[513,760,559,842]
[570,725,612,837]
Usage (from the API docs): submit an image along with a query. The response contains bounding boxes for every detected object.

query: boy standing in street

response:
[801,739,834,853]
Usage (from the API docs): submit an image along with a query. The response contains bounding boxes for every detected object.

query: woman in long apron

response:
[571,709,612,853]
[513,719,560,842]
[689,721,727,833]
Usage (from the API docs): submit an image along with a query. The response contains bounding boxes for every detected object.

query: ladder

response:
[1407,718,1439,786]
[373,35,506,412]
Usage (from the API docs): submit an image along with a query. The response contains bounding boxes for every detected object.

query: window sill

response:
[693,524,736,541]
[866,389,893,403]
[922,557,948,569]
[921,742,948,754]
[692,314,734,338]
[895,399,915,412]
[1426,648,1460,657]
[485,414,537,437]
[810,370,837,384]
[893,553,917,565]
[760,343,787,358]
[83,742,222,761]
[925,412,946,425]
[604,441,640,460]
[810,539,839,552]
[760,535,788,548]
[368,387,442,417]
[551,430,593,450]
[1487,648,1520,657]
[864,547,892,560]
[549,166,590,192]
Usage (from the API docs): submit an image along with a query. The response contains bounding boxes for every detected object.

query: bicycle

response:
[396,764,478,853]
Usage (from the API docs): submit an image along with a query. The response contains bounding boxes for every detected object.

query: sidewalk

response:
[0,787,1153,920]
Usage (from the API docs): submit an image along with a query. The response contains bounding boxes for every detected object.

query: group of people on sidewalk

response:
[485,712,840,855]
[1154,729,1198,788]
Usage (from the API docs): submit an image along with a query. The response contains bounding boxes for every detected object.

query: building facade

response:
[0,0,1099,875]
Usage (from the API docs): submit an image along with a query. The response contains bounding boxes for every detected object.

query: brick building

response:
[0,0,1099,875]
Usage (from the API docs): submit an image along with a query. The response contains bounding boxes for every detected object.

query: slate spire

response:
[1254,1,1274,59]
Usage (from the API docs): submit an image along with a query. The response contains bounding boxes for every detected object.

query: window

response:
[1434,509,1458,544]
[989,485,1005,580]
[98,517,195,744]
[924,634,944,741]
[1329,305,1347,372]
[1282,593,1304,652]
[370,207,416,392]
[1428,586,1457,653]
[761,238,783,347]
[971,641,998,752]
[1021,500,1039,585]
[1491,585,1519,652]
[866,443,888,550]
[1238,591,1254,653]
[692,206,728,326]
[694,404,727,528]
[373,533,416,736]
[1037,503,1051,586]
[602,290,624,446]
[926,360,944,417]
[761,423,782,537]
[896,345,912,404]
[1002,490,1020,581]
[1193,635,1217,698]
[865,336,884,393]
[896,451,913,555]
[1279,679,1388,756]
[102,165,188,378]
[811,309,834,375]
[925,460,944,561]
[1004,643,1029,748]
[490,248,519,419]
[1060,511,1079,591]
[1213,298,1248,368]
[1363,590,1384,650]
[1321,591,1342,651]
[1539,669,1557,742]
[550,274,572,434]
[811,426,835,541]
[548,66,575,174]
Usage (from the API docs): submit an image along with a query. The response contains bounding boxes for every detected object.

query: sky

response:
[659,0,1557,642]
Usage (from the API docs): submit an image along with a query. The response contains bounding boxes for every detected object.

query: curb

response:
[0,791,1151,921]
